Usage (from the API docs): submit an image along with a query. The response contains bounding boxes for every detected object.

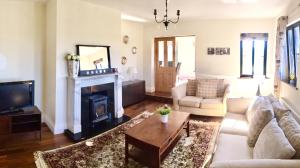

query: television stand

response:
[0,106,41,146]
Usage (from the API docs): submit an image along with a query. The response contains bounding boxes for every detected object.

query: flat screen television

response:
[0,80,34,114]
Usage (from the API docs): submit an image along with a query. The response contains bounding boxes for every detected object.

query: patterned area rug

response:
[34,112,220,168]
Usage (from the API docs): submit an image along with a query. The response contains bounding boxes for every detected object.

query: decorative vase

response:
[160,114,168,123]
[68,61,79,78]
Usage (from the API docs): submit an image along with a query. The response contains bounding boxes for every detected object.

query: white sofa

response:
[210,98,300,168]
[172,82,230,117]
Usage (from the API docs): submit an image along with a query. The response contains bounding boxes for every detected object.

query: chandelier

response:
[153,0,181,30]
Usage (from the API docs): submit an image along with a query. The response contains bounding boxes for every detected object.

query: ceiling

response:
[85,0,294,22]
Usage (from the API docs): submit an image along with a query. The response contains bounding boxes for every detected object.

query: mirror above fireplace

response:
[76,45,114,76]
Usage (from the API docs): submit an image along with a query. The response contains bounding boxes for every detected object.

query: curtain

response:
[274,16,288,98]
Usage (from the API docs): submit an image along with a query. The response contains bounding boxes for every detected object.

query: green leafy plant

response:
[66,54,80,61]
[156,104,172,116]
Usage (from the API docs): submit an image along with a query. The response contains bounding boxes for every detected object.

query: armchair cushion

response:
[179,96,202,108]
[201,98,223,110]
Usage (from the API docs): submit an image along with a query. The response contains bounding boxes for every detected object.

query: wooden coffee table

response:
[125,111,190,168]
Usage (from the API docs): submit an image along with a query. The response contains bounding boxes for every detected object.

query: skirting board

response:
[43,114,66,134]
[146,86,155,93]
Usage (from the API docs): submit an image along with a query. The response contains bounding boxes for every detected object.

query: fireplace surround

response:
[66,73,124,141]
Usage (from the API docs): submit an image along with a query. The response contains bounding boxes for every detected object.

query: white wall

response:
[44,0,123,134]
[143,19,277,97]
[0,1,45,111]
[280,0,300,115]
[121,20,144,80]
[44,0,57,132]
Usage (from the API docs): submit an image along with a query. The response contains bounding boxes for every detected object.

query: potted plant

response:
[66,54,80,78]
[157,104,172,124]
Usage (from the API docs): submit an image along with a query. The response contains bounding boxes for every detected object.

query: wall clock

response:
[132,46,137,54]
[121,56,127,65]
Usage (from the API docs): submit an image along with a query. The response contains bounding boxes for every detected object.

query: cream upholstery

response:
[210,97,300,168]
[212,133,253,163]
[279,114,300,159]
[254,119,296,159]
[179,96,202,108]
[172,80,229,117]
[210,159,300,168]
[220,112,249,136]
[201,98,223,109]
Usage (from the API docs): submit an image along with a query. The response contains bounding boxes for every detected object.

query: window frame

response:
[240,33,268,78]
[286,22,300,87]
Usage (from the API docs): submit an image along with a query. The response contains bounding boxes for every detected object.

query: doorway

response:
[154,36,196,93]
[154,37,176,93]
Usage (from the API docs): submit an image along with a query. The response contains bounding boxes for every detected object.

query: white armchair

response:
[172,81,230,117]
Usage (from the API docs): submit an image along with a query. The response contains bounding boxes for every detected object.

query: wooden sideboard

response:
[122,80,145,107]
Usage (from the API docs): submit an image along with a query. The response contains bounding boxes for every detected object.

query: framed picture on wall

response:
[207,48,215,55]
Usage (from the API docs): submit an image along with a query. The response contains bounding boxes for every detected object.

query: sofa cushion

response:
[201,98,223,110]
[279,114,300,159]
[213,133,253,163]
[254,119,296,159]
[246,96,265,123]
[247,99,274,147]
[186,79,197,96]
[179,96,202,108]
[220,112,249,136]
[196,79,218,99]
[272,101,290,120]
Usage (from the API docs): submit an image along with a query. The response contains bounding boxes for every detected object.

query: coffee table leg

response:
[186,121,190,137]
[154,148,160,168]
[125,136,129,164]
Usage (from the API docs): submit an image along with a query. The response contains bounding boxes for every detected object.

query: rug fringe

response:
[34,151,49,168]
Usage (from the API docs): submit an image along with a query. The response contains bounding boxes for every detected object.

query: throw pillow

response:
[279,114,300,159]
[216,79,225,97]
[254,119,296,159]
[186,79,197,96]
[246,96,265,123]
[196,79,218,99]
[272,101,290,121]
[264,94,278,103]
[247,99,274,147]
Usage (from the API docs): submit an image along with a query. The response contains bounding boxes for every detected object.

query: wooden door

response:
[154,37,176,93]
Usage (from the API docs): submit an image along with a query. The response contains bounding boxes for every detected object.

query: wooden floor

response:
[0,100,221,168]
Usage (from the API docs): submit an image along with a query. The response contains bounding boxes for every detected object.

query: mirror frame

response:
[76,44,112,75]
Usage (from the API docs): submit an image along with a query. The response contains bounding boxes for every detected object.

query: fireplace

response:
[89,95,108,125]
[66,73,127,141]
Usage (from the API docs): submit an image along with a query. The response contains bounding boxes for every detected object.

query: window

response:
[285,22,300,86]
[240,33,268,78]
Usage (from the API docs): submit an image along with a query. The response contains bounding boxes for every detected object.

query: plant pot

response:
[68,61,79,78]
[160,114,168,124]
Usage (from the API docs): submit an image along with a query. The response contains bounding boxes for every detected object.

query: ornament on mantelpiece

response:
[66,53,80,78]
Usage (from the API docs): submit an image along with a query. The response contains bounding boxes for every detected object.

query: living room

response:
[0,0,300,167]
